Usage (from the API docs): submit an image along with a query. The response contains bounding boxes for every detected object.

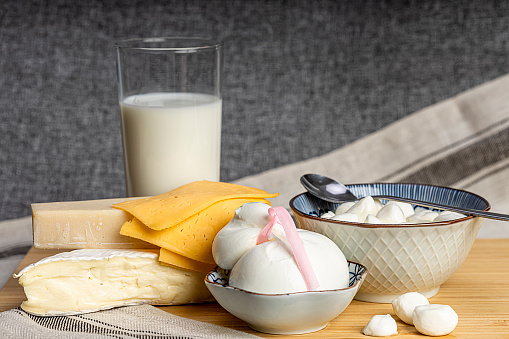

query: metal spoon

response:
[300,173,509,221]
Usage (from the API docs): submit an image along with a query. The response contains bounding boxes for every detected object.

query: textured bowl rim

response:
[204,261,367,296]
[289,182,491,229]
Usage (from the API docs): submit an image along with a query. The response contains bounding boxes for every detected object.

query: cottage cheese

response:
[321,196,466,224]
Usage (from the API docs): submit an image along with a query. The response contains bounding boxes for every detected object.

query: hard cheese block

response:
[120,198,270,264]
[32,198,157,249]
[14,249,213,316]
[113,180,279,230]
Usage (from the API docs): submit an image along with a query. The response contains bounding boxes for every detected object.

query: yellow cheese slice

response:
[120,198,270,263]
[159,248,215,273]
[113,181,278,230]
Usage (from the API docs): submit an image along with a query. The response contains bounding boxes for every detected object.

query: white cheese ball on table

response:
[413,304,458,336]
[361,314,398,337]
[392,292,430,325]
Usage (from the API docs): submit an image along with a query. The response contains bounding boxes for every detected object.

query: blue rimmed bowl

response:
[290,183,490,303]
[204,262,367,335]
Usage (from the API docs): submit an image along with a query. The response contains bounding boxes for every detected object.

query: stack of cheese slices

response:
[115,181,278,272]
[17,181,278,316]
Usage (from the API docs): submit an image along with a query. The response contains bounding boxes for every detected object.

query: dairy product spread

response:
[413,304,458,336]
[22,181,280,317]
[392,292,430,325]
[322,196,466,224]
[14,249,213,316]
[361,314,398,337]
[212,202,350,294]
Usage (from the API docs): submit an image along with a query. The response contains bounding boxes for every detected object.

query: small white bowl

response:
[290,183,489,303]
[205,262,367,335]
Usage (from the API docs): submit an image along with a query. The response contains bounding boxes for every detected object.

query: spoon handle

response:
[372,195,509,221]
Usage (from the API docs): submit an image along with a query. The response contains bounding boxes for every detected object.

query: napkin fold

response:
[0,305,261,339]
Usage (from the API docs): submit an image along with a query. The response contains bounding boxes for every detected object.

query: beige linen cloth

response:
[1,74,509,337]
[0,304,260,339]
[234,73,509,238]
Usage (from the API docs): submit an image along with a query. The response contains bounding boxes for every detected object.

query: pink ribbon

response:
[256,206,320,291]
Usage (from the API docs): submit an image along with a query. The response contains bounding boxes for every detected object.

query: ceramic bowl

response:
[290,183,489,303]
[204,262,367,335]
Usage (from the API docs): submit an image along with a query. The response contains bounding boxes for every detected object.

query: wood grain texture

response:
[1,239,508,338]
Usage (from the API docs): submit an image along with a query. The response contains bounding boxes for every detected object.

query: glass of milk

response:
[116,37,223,197]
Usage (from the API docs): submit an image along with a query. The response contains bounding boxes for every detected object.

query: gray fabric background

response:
[1,0,508,221]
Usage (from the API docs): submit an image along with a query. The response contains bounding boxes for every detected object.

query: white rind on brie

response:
[14,249,213,316]
[14,249,159,277]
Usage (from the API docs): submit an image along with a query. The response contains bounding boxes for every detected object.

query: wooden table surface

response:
[1,239,508,338]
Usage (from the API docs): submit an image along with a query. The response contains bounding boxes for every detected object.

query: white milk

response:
[120,92,222,197]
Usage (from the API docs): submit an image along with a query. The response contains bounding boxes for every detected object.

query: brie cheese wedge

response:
[14,249,213,316]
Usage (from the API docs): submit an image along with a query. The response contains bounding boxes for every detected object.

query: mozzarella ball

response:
[376,203,406,224]
[212,202,276,270]
[374,199,384,213]
[391,292,429,325]
[236,202,272,226]
[335,201,356,215]
[365,214,383,224]
[391,201,416,218]
[413,304,458,336]
[347,196,378,221]
[332,213,359,222]
[323,197,466,225]
[228,229,349,294]
[414,207,429,213]
[434,211,466,222]
[320,211,335,219]
[407,210,439,223]
[361,314,398,337]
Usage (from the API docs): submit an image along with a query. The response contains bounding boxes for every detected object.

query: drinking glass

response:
[116,37,223,197]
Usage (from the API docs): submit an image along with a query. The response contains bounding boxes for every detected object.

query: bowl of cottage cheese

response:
[290,182,490,303]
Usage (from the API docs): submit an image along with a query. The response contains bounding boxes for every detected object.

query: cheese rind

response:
[120,198,270,263]
[14,249,213,316]
[32,197,156,249]
[113,181,278,230]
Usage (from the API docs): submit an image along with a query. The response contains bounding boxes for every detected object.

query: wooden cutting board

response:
[1,239,508,338]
